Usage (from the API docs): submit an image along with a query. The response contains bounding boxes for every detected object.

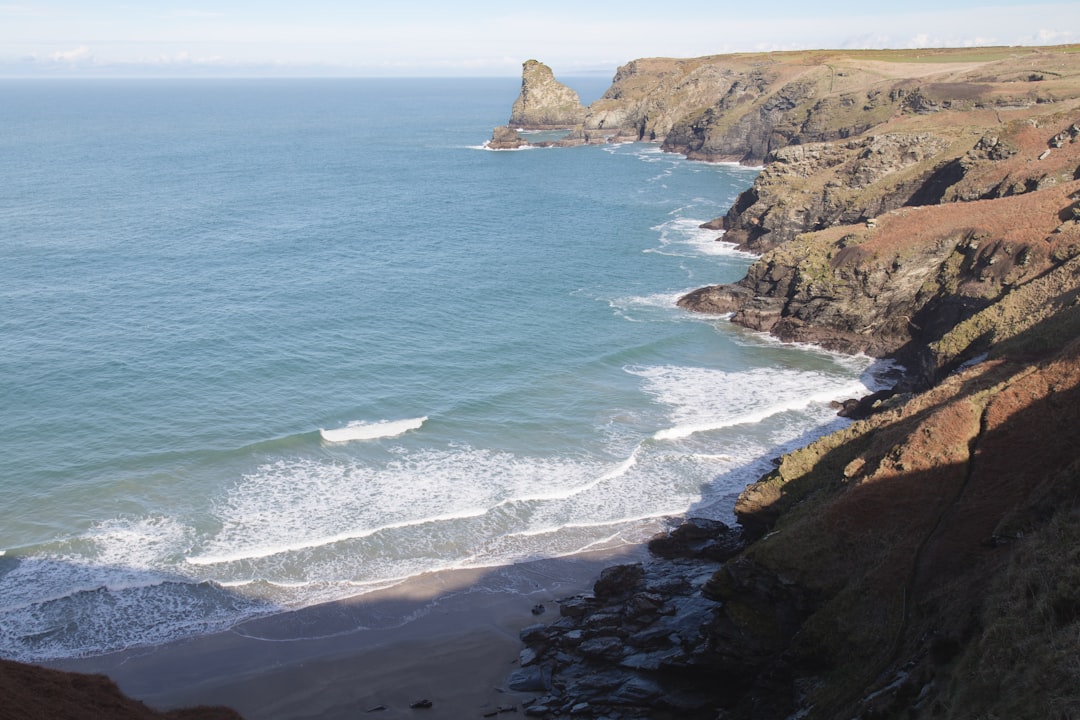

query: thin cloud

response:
[1,2,1078,77]
[49,45,93,64]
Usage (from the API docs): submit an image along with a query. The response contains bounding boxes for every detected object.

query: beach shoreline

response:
[46,545,650,719]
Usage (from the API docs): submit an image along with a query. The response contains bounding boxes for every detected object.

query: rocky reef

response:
[504,45,1080,720]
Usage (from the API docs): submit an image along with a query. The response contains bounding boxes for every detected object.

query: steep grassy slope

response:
[0,659,242,720]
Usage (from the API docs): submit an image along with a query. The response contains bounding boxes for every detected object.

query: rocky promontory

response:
[502,45,1080,720]
[509,59,587,129]
[488,59,589,149]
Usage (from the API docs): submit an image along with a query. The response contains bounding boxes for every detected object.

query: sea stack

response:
[508,59,587,129]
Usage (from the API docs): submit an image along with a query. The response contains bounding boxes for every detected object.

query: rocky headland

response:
[497,46,1080,719]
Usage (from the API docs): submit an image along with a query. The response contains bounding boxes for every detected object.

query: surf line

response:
[319,416,427,443]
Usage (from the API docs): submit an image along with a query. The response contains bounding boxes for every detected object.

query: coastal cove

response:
[0,74,880,690]
[10,42,1080,717]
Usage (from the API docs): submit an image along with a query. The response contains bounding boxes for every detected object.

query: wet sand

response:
[50,547,648,719]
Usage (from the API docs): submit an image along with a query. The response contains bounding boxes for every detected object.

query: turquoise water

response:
[0,78,880,661]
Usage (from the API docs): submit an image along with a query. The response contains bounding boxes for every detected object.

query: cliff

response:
[509,59,587,129]
[508,45,1080,720]
[0,658,242,720]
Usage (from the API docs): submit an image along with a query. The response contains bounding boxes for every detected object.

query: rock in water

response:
[508,60,586,129]
[488,125,526,150]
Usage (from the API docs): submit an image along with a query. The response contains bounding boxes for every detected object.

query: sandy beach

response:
[48,546,649,720]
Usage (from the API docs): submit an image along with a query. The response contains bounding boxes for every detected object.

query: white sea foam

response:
[477,142,537,152]
[186,507,492,566]
[653,382,867,440]
[320,416,427,443]
[645,215,755,260]
[598,447,639,480]
[630,363,874,441]
[605,291,687,323]
[187,448,616,572]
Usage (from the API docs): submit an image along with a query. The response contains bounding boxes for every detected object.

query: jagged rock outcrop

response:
[713,111,1080,255]
[574,57,745,145]
[487,125,527,150]
[508,60,587,129]
[716,133,954,254]
[680,112,1080,377]
[511,520,750,719]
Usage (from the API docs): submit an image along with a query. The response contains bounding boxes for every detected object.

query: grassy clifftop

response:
[572,45,1080,164]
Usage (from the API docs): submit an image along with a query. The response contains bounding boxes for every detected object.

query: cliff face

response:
[576,57,748,144]
[728,324,1080,720]
[508,59,587,129]
[509,45,1080,720]
[679,111,1080,383]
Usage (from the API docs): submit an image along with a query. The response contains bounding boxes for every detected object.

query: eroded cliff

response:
[509,45,1080,720]
[509,59,587,129]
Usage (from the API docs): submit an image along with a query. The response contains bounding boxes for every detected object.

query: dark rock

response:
[835,388,896,418]
[508,667,551,693]
[578,636,626,660]
[619,647,684,670]
[648,517,745,561]
[520,623,550,643]
[626,591,665,615]
[610,676,663,704]
[559,595,596,618]
[677,284,752,314]
[593,563,645,600]
[410,698,433,709]
[732,296,784,332]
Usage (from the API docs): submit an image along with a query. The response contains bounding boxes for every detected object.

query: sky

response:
[1,0,1079,78]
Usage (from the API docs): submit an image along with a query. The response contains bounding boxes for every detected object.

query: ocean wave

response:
[629,363,874,441]
[320,416,427,443]
[646,216,756,259]
[475,142,537,152]
[0,577,273,662]
[185,505,490,566]
[605,291,687,323]
[653,382,867,440]
[188,446,647,567]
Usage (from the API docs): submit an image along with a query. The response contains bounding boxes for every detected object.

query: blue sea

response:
[0,78,882,662]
